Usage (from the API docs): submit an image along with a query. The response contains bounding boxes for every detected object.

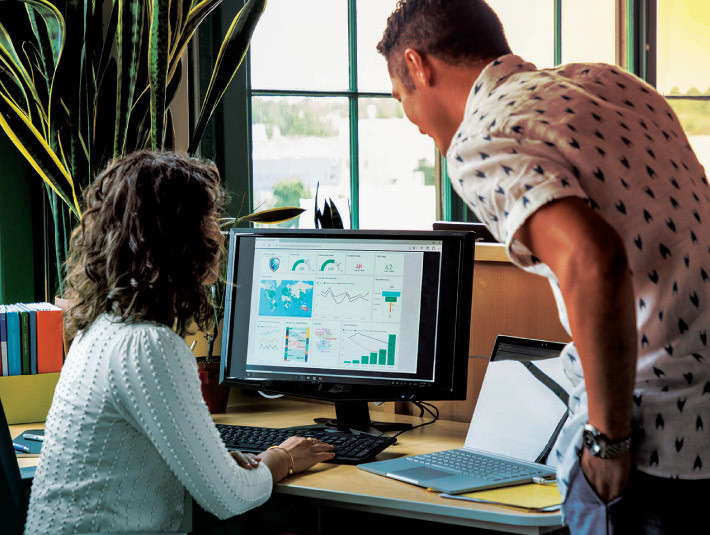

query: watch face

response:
[583,429,603,456]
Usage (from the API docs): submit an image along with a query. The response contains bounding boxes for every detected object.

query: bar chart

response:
[342,331,397,367]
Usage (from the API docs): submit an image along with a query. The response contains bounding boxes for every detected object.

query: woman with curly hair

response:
[24,151,334,534]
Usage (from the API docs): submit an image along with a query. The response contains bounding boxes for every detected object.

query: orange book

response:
[32,303,64,374]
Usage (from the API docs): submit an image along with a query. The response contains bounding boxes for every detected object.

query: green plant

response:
[0,0,267,297]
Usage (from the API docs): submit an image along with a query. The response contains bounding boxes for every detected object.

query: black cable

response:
[392,401,440,438]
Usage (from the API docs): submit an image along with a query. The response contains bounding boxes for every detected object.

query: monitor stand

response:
[289,401,413,436]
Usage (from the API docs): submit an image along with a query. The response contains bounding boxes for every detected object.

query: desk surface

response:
[11,397,563,534]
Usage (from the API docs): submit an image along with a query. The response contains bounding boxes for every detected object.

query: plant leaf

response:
[92,56,116,174]
[0,90,79,216]
[167,0,223,81]
[114,0,142,157]
[17,0,64,72]
[238,207,305,225]
[149,0,170,149]
[188,0,266,154]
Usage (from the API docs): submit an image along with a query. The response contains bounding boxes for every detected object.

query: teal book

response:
[17,305,30,375]
[5,305,22,376]
[0,305,7,376]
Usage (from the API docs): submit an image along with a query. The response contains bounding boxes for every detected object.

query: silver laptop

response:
[358,336,570,494]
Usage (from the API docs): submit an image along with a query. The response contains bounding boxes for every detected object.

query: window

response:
[220,1,696,229]
[248,0,437,230]
[656,0,710,173]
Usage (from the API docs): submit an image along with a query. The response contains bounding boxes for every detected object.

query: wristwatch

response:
[582,423,632,458]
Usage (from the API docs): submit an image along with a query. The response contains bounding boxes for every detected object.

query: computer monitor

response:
[219,229,474,433]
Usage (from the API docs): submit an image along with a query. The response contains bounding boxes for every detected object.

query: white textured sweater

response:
[25,314,272,534]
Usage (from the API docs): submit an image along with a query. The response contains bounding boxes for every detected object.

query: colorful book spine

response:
[5,305,22,376]
[18,304,39,374]
[34,302,64,374]
[0,305,7,376]
[18,306,30,375]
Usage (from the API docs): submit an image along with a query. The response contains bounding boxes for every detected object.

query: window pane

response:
[486,0,555,69]
[251,97,351,228]
[668,98,710,175]
[250,0,349,91]
[358,98,436,230]
[357,0,400,93]
[561,1,616,64]
[657,0,710,95]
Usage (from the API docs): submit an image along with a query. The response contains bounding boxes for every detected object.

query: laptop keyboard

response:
[409,449,546,481]
[216,424,396,465]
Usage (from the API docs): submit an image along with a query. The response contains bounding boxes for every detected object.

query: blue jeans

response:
[563,458,710,534]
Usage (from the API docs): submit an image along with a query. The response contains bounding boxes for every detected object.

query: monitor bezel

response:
[219,228,474,403]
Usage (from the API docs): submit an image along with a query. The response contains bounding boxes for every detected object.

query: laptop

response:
[358,336,571,494]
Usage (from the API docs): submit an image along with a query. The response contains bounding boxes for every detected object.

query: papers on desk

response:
[464,357,574,467]
[441,483,562,513]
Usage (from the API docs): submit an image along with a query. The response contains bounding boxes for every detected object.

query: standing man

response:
[377,1,710,533]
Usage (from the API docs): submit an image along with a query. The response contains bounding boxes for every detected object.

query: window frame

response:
[204,0,661,229]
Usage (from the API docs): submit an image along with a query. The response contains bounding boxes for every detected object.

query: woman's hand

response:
[278,436,336,473]
[229,450,261,470]
[259,436,335,482]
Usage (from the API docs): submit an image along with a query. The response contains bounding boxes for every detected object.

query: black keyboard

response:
[216,424,397,464]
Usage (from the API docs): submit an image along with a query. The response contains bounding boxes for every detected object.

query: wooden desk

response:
[11,396,564,534]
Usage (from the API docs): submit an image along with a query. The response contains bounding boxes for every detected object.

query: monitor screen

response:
[220,229,474,430]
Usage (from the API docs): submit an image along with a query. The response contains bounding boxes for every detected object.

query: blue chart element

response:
[259,280,314,317]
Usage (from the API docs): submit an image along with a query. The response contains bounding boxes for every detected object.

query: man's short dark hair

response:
[377,0,511,91]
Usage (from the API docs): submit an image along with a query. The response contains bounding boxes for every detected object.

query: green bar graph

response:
[355,334,397,366]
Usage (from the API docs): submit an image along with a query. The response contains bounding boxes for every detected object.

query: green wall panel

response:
[0,133,37,304]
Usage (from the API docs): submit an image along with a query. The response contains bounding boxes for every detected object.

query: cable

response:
[392,401,440,438]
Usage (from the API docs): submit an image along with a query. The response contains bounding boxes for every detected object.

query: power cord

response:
[392,401,440,438]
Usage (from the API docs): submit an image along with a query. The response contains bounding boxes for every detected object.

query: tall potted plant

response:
[0,0,267,298]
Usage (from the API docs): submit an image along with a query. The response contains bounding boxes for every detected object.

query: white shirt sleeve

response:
[107,323,273,520]
[447,135,588,268]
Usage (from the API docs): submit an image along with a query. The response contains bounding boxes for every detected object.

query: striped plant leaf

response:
[148,0,169,149]
[0,28,37,97]
[0,67,29,113]
[164,107,175,150]
[16,0,64,71]
[25,5,54,100]
[0,91,79,216]
[114,0,142,158]
[0,41,46,128]
[238,207,305,225]
[95,0,118,82]
[188,0,266,154]
[167,0,222,81]
[92,56,116,174]
[48,0,85,180]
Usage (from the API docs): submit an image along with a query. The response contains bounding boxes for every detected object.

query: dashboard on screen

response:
[220,229,473,404]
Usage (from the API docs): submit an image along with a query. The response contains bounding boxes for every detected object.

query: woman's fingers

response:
[230,450,262,470]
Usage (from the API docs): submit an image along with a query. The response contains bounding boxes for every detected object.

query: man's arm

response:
[514,197,637,500]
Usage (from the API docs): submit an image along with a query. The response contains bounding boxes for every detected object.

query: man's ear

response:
[403,48,432,88]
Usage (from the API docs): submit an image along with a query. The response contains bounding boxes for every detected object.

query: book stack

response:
[0,302,64,376]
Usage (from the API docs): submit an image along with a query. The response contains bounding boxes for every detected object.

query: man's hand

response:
[514,196,637,499]
[581,449,631,502]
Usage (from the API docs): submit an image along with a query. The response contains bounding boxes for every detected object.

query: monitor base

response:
[288,401,413,436]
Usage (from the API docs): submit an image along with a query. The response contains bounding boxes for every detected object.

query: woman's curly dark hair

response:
[64,150,225,342]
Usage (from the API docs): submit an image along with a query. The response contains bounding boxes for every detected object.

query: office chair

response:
[0,396,30,535]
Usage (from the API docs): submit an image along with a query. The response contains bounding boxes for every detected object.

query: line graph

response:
[314,277,372,321]
[320,287,370,305]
